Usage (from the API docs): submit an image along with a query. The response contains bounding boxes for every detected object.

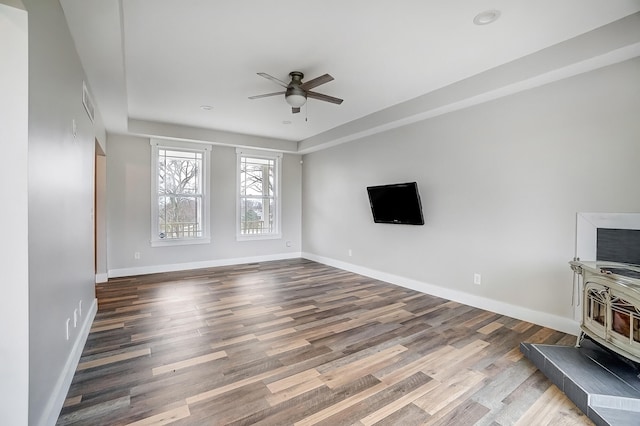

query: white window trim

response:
[236,148,283,241]
[150,138,212,247]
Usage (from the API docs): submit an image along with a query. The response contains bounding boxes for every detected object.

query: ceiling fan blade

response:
[257,72,289,88]
[248,91,285,100]
[300,73,334,90]
[292,107,301,114]
[307,91,344,105]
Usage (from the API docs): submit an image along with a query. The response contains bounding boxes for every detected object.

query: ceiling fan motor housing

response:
[288,71,304,85]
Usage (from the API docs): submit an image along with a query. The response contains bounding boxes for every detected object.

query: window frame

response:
[236,148,283,241]
[150,139,212,247]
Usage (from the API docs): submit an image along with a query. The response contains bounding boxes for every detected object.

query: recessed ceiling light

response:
[473,10,501,25]
[200,105,213,111]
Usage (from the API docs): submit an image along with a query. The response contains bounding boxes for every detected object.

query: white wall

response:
[0,2,28,424]
[24,0,102,424]
[107,134,302,276]
[302,58,640,333]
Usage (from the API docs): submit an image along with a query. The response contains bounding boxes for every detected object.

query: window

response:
[151,139,211,246]
[236,148,282,240]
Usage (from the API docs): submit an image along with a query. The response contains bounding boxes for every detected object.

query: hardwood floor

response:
[57,259,592,425]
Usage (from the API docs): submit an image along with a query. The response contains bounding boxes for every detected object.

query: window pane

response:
[158,195,202,239]
[240,197,275,235]
[159,149,202,195]
[241,157,274,197]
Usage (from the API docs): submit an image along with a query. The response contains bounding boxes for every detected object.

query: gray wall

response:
[107,134,302,275]
[24,0,102,424]
[302,58,640,325]
[96,151,108,281]
[1,2,28,424]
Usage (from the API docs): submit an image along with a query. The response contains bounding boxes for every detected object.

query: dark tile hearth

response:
[521,339,640,426]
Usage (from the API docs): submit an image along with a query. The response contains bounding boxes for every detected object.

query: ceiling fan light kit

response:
[250,71,343,114]
[285,92,306,108]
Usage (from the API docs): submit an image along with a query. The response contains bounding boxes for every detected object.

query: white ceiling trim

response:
[298,41,640,154]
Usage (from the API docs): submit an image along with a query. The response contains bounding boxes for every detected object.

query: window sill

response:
[236,233,282,242]
[150,237,211,247]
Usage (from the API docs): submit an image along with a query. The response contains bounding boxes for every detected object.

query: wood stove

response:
[570,260,640,364]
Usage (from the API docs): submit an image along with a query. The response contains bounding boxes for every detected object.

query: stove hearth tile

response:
[521,339,640,426]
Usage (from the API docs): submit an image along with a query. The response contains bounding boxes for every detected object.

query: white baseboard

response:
[108,252,303,278]
[38,298,97,426]
[95,272,108,283]
[302,252,580,336]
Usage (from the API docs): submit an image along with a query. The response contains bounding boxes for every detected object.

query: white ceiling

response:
[60,0,640,150]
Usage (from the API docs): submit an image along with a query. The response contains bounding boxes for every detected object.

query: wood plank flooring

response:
[57,259,592,425]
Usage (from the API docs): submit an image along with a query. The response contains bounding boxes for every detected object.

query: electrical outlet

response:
[134,251,141,260]
[474,273,482,285]
[286,241,292,247]
[348,249,353,257]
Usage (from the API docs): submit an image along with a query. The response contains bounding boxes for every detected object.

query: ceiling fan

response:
[249,71,343,114]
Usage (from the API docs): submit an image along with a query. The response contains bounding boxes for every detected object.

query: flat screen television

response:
[366,182,424,225]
